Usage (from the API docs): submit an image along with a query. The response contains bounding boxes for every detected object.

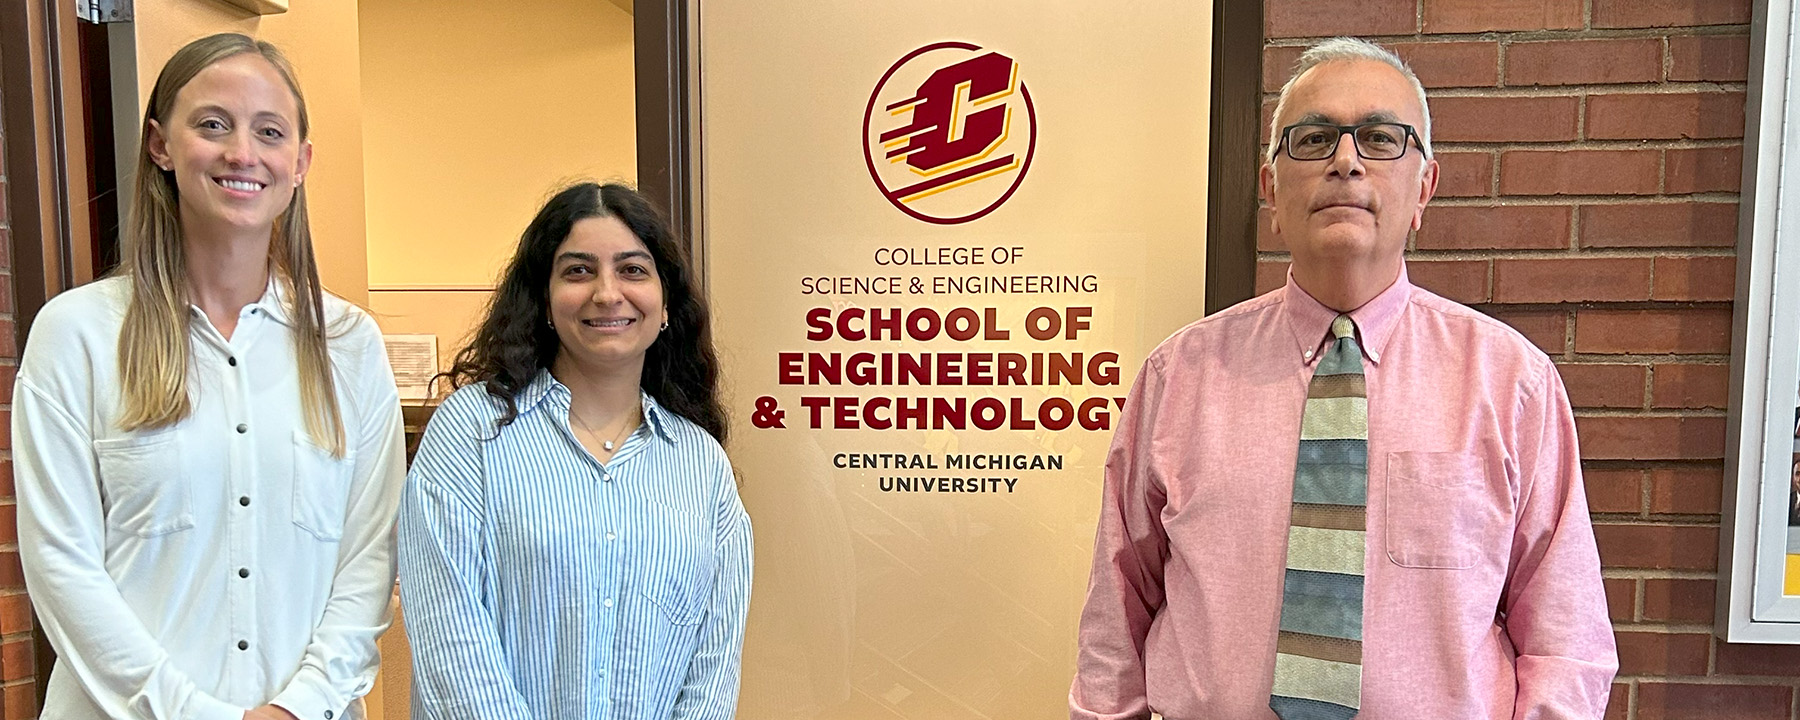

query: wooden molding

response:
[214,0,289,16]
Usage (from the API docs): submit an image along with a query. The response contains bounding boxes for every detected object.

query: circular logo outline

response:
[862,41,1038,226]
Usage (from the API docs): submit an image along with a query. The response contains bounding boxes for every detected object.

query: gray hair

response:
[1266,37,1433,164]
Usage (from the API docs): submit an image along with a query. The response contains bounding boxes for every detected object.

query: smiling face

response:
[547,216,667,376]
[1260,59,1437,296]
[146,52,311,242]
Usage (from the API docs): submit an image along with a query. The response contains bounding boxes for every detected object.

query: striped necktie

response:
[1270,313,1367,720]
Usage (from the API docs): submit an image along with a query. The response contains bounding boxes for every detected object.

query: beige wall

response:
[359,0,637,363]
[131,0,371,305]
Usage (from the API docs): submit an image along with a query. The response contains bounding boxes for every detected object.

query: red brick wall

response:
[1259,1,1800,718]
[0,51,37,720]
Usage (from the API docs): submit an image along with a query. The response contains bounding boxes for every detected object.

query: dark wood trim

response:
[1204,0,1263,315]
[2,0,91,342]
[634,0,695,250]
[1,0,98,705]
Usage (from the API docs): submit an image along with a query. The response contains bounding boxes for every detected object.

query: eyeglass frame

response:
[1273,122,1426,162]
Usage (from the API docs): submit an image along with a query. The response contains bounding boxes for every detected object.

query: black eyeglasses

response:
[1275,122,1423,161]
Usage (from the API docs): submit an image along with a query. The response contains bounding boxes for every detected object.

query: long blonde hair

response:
[118,33,345,456]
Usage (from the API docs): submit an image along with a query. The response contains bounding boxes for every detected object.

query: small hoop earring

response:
[659,321,669,332]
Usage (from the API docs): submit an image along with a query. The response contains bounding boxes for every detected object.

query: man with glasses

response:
[1070,37,1616,720]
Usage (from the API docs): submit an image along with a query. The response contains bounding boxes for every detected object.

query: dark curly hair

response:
[442,182,728,444]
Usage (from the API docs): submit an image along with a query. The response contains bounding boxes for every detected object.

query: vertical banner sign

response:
[701,3,1213,717]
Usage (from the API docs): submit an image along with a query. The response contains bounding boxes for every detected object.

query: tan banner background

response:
[700,3,1214,717]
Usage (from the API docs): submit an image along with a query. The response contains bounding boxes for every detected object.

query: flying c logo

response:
[863,42,1037,225]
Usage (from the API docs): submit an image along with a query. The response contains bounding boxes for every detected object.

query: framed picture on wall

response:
[1717,0,1800,643]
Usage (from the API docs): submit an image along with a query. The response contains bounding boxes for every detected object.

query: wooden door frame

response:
[2,0,96,345]
[0,0,101,707]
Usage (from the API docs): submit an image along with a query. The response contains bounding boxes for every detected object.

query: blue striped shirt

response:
[397,370,752,720]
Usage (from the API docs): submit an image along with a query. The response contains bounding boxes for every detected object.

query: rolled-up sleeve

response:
[1504,363,1619,719]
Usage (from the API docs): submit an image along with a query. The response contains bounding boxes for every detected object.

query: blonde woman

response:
[12,34,404,720]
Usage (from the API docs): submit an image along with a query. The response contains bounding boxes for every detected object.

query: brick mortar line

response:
[1430,194,1742,205]
[1260,251,1740,262]
[1483,304,1733,314]
[1613,673,1800,684]
[1439,195,1746,205]
[1433,138,1747,150]
[1264,26,1755,47]
[1601,568,1718,579]
[1584,517,1725,526]
[1592,513,1724,523]
[1446,83,1748,96]
[1611,623,1727,634]
[1571,408,1726,417]
[1435,194,1743,206]
[1470,297,1732,307]
[1583,459,1727,467]
[1253,193,1745,205]
[1262,83,1748,101]
[1411,248,1737,260]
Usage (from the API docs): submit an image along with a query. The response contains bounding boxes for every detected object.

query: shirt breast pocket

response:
[291,430,357,542]
[1384,451,1506,570]
[94,432,193,538]
[636,520,716,626]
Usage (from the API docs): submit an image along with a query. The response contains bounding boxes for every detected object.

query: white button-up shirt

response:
[13,276,406,720]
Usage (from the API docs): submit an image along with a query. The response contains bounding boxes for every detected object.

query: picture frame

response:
[1716,0,1800,643]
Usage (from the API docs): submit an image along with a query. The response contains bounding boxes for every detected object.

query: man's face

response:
[1260,60,1438,276]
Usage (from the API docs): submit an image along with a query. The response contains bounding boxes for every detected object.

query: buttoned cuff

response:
[187,692,245,720]
[270,668,345,720]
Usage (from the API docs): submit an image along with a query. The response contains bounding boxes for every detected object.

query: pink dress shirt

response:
[1070,268,1617,720]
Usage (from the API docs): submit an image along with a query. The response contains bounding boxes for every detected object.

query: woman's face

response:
[147,53,310,240]
[547,216,667,374]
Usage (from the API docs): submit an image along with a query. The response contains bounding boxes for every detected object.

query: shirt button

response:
[239,496,251,507]
[605,532,615,541]
[228,356,238,367]
[236,424,248,434]
[325,712,334,720]
[603,598,613,608]
[238,568,250,578]
[1303,350,1314,359]
[237,640,249,650]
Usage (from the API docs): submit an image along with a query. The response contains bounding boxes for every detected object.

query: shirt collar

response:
[186,271,295,327]
[521,368,678,444]
[1281,263,1411,367]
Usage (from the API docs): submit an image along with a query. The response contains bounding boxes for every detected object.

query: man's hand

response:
[244,705,301,720]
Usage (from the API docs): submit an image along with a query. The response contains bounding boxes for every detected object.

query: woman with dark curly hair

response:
[397,182,752,719]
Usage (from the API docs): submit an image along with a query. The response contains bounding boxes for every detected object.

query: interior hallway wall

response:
[359,0,636,366]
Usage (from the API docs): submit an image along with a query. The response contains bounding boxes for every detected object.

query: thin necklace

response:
[571,405,639,453]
